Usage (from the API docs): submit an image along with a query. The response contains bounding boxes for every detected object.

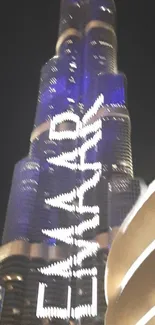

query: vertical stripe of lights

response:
[36,94,104,320]
[67,286,72,318]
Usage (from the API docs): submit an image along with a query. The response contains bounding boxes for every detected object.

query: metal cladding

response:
[0,1,143,325]
[105,181,155,324]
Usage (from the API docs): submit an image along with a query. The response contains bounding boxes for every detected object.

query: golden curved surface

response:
[85,20,116,37]
[0,231,109,264]
[105,181,155,325]
[56,28,82,54]
[106,251,155,325]
[30,110,129,143]
[30,121,50,142]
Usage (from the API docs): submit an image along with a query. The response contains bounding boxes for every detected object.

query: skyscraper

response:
[0,1,143,325]
[105,181,155,325]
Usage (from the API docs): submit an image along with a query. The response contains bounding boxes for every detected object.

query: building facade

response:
[105,181,155,325]
[0,1,143,325]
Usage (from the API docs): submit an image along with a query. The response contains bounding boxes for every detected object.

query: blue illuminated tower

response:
[0,1,143,325]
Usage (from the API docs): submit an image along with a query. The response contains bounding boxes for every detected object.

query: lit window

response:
[17,276,23,281]
[6,275,11,281]
[12,308,20,315]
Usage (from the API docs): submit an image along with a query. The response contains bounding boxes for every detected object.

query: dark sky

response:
[0,0,155,236]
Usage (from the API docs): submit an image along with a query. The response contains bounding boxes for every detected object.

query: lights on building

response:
[67,286,71,318]
[12,308,20,315]
[37,278,98,320]
[73,267,97,278]
[75,214,100,236]
[16,276,23,281]
[6,276,11,281]
[99,40,113,48]
[1,0,143,322]
[100,6,112,14]
[39,257,73,277]
[49,111,80,141]
[82,94,104,125]
[67,98,75,103]
[70,62,77,69]
[47,95,103,214]
[3,274,23,282]
[45,189,77,213]
[36,95,103,320]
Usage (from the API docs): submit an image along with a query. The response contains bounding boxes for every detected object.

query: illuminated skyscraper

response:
[0,1,143,325]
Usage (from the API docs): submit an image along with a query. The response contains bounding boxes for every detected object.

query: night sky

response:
[0,0,155,238]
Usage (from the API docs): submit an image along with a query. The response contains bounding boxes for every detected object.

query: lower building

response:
[0,171,143,325]
[0,241,108,325]
[105,180,155,325]
[0,175,143,325]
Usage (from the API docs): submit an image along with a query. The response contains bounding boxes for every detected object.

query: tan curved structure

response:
[56,28,82,55]
[105,180,155,325]
[85,20,116,36]
[0,232,109,264]
[30,108,129,143]
[0,240,70,263]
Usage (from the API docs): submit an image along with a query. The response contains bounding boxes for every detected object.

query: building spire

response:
[58,0,82,37]
[58,0,116,38]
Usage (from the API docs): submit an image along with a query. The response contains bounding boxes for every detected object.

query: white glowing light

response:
[51,111,80,127]
[47,94,103,216]
[37,286,68,318]
[49,111,81,141]
[136,307,155,325]
[39,257,73,276]
[45,189,76,212]
[73,267,97,278]
[77,170,102,209]
[92,277,97,316]
[75,215,100,236]
[100,6,112,13]
[36,283,46,318]
[36,95,104,321]
[82,94,104,125]
[42,227,99,256]
[77,245,99,266]
[80,130,102,165]
[6,276,11,281]
[67,98,75,103]
[37,278,98,320]
[81,119,102,137]
[70,62,77,69]
[67,286,71,317]
[100,6,106,11]
[104,266,109,306]
[42,226,74,245]
[42,216,99,246]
